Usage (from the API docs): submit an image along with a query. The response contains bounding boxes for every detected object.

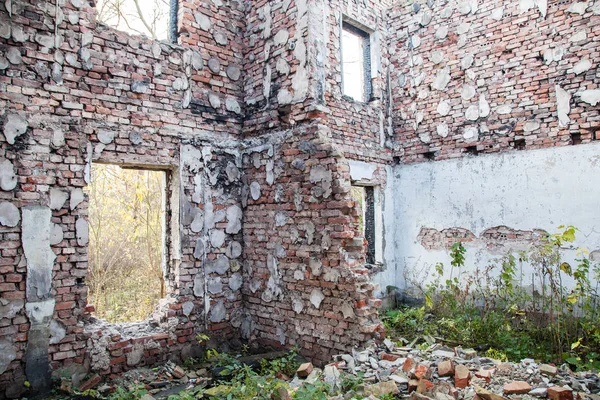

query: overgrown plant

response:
[394,226,600,367]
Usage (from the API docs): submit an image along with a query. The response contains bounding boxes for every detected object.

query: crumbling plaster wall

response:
[388,0,600,162]
[388,143,600,293]
[240,123,383,366]
[0,0,247,397]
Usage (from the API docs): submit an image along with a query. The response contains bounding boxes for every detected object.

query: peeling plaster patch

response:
[226,241,242,259]
[463,126,479,142]
[419,133,431,144]
[210,229,225,248]
[349,160,376,181]
[274,29,289,46]
[0,338,16,375]
[207,277,223,294]
[461,84,476,100]
[226,97,241,114]
[461,53,474,70]
[190,212,204,233]
[275,212,288,227]
[569,31,587,43]
[433,25,448,41]
[0,158,17,191]
[229,273,243,291]
[3,113,28,144]
[207,255,229,275]
[309,288,325,309]
[193,274,204,297]
[437,123,449,137]
[193,238,205,260]
[76,218,89,246]
[567,2,588,14]
[490,7,503,19]
[292,295,304,314]
[50,223,64,245]
[430,51,443,65]
[250,181,261,200]
[556,85,571,127]
[209,300,226,323]
[0,202,19,227]
[182,301,194,316]
[432,67,451,91]
[496,105,512,115]
[194,12,211,30]
[457,22,471,35]
[22,207,54,300]
[0,299,23,320]
[70,188,84,210]
[524,120,541,132]
[341,303,355,319]
[465,105,479,121]
[577,90,600,106]
[479,95,490,118]
[573,59,592,75]
[437,100,451,116]
[226,205,242,234]
[49,319,66,344]
[276,58,290,75]
[50,188,68,210]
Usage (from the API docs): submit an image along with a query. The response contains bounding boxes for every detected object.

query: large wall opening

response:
[86,163,168,323]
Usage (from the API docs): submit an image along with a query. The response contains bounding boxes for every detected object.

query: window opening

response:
[351,186,376,264]
[96,0,173,41]
[341,22,372,102]
[87,163,167,323]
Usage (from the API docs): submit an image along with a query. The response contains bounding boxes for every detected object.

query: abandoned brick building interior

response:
[0,0,599,397]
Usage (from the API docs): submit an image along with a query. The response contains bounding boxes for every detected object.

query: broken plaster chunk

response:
[3,113,28,144]
[419,132,431,144]
[341,303,356,319]
[0,159,17,191]
[226,241,242,258]
[0,202,19,227]
[208,93,221,109]
[409,35,421,49]
[208,58,220,74]
[577,90,600,106]
[0,338,17,375]
[309,288,325,309]
[458,2,472,14]
[182,301,194,317]
[573,59,592,75]
[213,31,228,46]
[276,58,290,75]
[440,5,454,18]
[226,65,241,81]
[457,22,471,35]
[555,85,571,127]
[70,188,84,210]
[432,67,451,91]
[292,296,304,314]
[76,218,89,246]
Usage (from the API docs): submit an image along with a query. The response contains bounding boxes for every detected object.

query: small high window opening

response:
[351,186,376,264]
[341,22,372,102]
[87,163,168,323]
[96,0,175,41]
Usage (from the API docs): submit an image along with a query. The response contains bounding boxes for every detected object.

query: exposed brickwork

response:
[388,1,600,163]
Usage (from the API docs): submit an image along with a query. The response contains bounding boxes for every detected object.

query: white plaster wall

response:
[381,143,600,293]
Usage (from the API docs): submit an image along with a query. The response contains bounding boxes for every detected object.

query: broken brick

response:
[296,362,313,378]
[504,381,532,395]
[438,360,455,377]
[548,386,574,400]
[454,364,471,389]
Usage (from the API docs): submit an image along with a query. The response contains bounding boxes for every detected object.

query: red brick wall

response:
[388,0,600,163]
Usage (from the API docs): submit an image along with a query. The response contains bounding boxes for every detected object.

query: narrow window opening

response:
[341,22,371,102]
[87,163,168,323]
[95,0,174,41]
[423,151,436,161]
[513,138,526,150]
[351,186,376,265]
[571,132,582,145]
